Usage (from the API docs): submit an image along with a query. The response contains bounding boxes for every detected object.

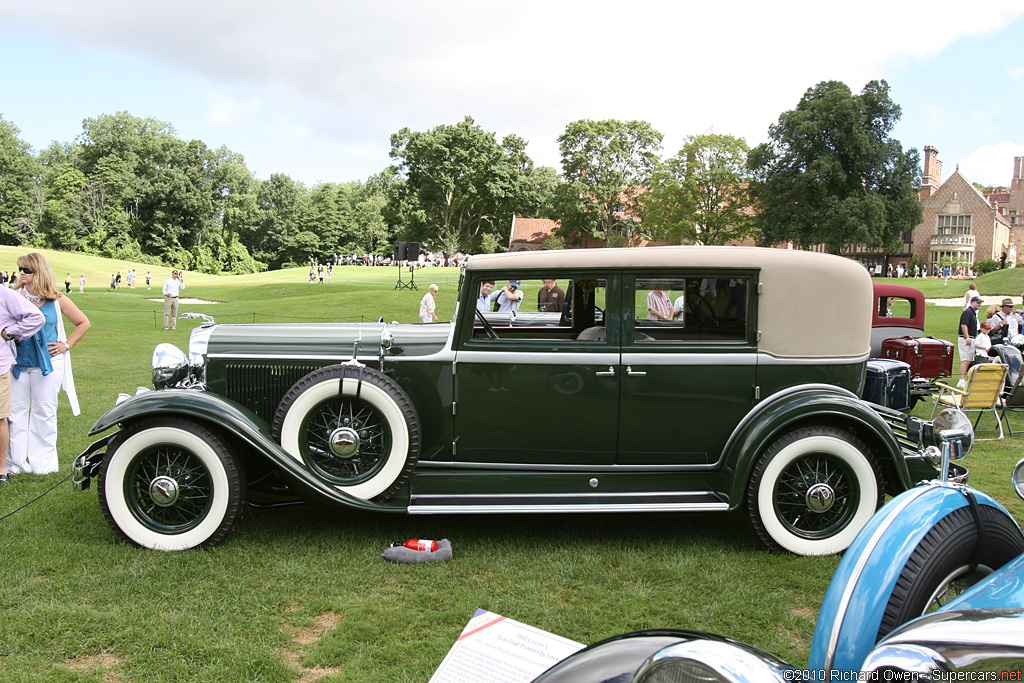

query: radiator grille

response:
[225,363,324,423]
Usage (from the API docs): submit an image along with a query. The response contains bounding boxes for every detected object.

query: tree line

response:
[0,79,922,273]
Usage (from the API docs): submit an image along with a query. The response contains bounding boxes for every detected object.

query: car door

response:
[453,273,620,465]
[617,272,758,466]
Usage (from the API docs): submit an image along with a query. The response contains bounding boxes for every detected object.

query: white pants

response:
[7,355,64,475]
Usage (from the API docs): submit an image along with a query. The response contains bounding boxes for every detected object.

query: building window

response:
[937,215,971,235]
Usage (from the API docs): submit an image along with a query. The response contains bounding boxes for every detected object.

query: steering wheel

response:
[474,309,499,339]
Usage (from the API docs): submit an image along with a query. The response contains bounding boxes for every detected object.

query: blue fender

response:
[86,389,402,514]
[721,384,911,507]
[808,482,1015,674]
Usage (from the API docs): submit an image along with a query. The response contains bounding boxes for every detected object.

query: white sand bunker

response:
[926,296,1021,307]
[147,298,221,304]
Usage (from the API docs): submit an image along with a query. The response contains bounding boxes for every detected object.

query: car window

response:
[470,276,608,341]
[631,276,749,342]
[876,295,915,320]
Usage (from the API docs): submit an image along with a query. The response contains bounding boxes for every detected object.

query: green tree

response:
[0,116,41,245]
[747,80,922,253]
[643,134,754,245]
[556,119,662,245]
[389,116,536,260]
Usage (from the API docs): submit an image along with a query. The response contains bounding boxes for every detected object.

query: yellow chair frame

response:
[931,363,1008,440]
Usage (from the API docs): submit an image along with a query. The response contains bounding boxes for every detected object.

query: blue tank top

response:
[13,299,56,377]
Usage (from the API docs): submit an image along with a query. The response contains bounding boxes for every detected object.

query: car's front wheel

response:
[97,418,245,550]
[747,426,883,556]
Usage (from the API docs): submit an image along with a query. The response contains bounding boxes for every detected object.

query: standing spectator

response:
[326,264,332,282]
[647,282,673,321]
[957,296,983,388]
[308,266,316,283]
[8,252,90,476]
[0,283,45,485]
[476,280,496,311]
[974,321,993,355]
[990,298,1020,345]
[318,264,324,284]
[146,270,152,290]
[420,284,439,322]
[963,283,980,309]
[109,273,116,291]
[78,275,85,293]
[64,273,71,293]
[162,270,185,330]
[115,271,122,289]
[492,280,524,314]
[537,279,565,313]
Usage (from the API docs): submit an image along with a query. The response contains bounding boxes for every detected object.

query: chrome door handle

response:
[626,366,646,376]
[595,366,615,377]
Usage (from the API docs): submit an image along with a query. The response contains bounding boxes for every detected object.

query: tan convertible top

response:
[468,246,871,360]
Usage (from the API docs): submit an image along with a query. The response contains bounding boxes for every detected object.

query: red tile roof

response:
[510,217,559,246]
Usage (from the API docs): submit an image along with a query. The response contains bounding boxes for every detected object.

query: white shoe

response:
[956,379,966,389]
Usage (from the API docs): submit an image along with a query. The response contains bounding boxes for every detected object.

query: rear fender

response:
[87,389,401,513]
[808,483,1016,674]
[721,385,909,507]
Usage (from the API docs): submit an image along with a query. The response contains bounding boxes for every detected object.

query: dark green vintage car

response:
[73,246,961,554]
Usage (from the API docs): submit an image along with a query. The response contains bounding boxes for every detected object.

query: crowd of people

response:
[956,285,1024,387]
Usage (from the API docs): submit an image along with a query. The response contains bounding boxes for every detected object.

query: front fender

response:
[808,482,1015,674]
[721,384,908,508]
[87,389,400,514]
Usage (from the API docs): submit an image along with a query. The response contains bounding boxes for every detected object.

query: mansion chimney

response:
[920,145,942,201]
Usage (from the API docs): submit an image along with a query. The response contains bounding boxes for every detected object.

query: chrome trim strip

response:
[454,350,620,365]
[756,352,869,365]
[408,502,730,514]
[621,352,756,366]
[413,491,720,501]
[416,461,718,472]
[823,484,937,673]
[208,351,459,363]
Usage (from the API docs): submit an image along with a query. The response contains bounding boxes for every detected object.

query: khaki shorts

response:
[957,337,975,363]
[0,369,10,419]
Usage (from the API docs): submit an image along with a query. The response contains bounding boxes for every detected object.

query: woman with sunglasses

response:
[7,253,91,475]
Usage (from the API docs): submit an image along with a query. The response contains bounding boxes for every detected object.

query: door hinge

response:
[452,440,457,456]
[757,282,763,294]
[452,401,457,416]
[754,385,761,400]
[757,330,762,342]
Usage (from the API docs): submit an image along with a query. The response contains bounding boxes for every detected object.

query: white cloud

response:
[2,0,1023,182]
[959,142,1024,187]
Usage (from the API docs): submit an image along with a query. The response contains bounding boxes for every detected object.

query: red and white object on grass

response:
[396,539,438,552]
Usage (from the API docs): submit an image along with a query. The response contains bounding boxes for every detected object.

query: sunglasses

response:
[18,267,33,274]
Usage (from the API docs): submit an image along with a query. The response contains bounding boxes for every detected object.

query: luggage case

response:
[880,336,954,379]
[862,359,912,412]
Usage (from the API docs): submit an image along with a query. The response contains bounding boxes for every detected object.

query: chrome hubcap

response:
[328,427,361,458]
[805,483,835,513]
[149,476,180,507]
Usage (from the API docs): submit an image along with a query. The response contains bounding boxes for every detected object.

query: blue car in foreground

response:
[533,421,1024,681]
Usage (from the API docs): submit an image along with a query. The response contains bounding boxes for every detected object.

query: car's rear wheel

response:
[747,426,883,556]
[272,365,420,501]
[878,505,1024,638]
[97,418,245,550]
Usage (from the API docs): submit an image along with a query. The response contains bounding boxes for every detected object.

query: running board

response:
[407,492,730,515]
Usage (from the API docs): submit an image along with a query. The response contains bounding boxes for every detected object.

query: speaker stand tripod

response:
[393,264,418,291]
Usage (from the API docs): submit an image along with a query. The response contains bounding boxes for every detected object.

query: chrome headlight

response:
[931,408,973,458]
[635,640,795,683]
[152,343,188,389]
[1013,458,1024,501]
[187,325,214,376]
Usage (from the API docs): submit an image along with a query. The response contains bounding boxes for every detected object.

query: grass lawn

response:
[0,247,1021,682]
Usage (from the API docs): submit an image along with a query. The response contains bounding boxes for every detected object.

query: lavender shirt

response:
[0,286,46,375]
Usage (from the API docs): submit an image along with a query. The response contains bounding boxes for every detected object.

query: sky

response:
[2,1,1024,189]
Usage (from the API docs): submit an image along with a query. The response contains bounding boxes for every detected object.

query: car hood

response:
[204,321,452,360]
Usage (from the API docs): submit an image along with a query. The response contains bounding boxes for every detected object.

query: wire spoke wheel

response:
[126,444,213,533]
[303,395,391,484]
[774,454,856,539]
